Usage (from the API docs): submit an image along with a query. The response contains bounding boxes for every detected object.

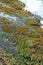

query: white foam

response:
[40,20,43,28]
[40,20,43,24]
